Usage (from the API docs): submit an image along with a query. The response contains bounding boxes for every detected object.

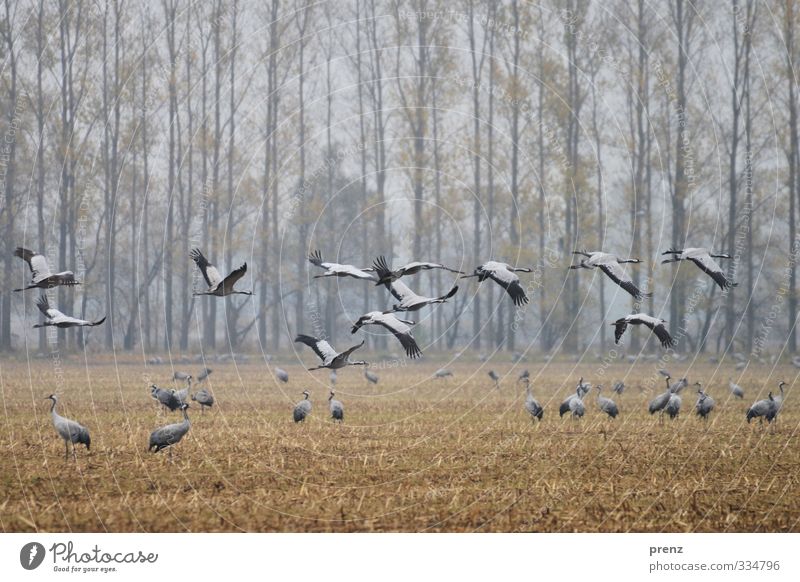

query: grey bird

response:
[773,381,787,412]
[596,386,619,419]
[665,392,682,420]
[568,388,586,419]
[661,247,737,290]
[434,369,453,379]
[351,311,422,358]
[612,380,625,395]
[293,390,312,423]
[274,367,289,383]
[374,263,459,313]
[364,369,379,384]
[694,383,715,420]
[328,390,344,423]
[191,388,214,413]
[295,334,368,371]
[329,370,337,386]
[523,379,543,421]
[33,295,105,329]
[197,368,213,383]
[670,377,689,393]
[308,249,376,281]
[149,403,191,458]
[488,370,500,389]
[560,378,590,417]
[518,369,530,383]
[460,261,532,306]
[150,384,181,412]
[372,255,463,285]
[190,248,252,297]
[570,250,651,300]
[649,376,674,421]
[746,392,777,424]
[14,247,80,291]
[612,313,674,348]
[173,371,192,383]
[729,378,745,399]
[45,394,90,460]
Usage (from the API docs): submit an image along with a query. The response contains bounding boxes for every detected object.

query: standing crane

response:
[308,250,376,281]
[488,370,500,389]
[197,368,213,383]
[612,380,625,395]
[190,248,252,297]
[173,371,192,383]
[150,385,181,412]
[45,395,90,460]
[568,388,586,419]
[328,390,344,423]
[460,261,532,306]
[191,389,214,413]
[295,335,368,371]
[612,313,674,348]
[694,383,715,420]
[595,386,619,418]
[148,403,191,458]
[33,295,105,329]
[661,248,737,290]
[273,367,289,383]
[364,369,379,384]
[649,376,674,422]
[14,247,80,291]
[746,392,777,425]
[523,379,543,421]
[569,251,652,300]
[351,311,422,358]
[372,255,463,285]
[728,378,745,399]
[665,392,682,420]
[293,390,312,423]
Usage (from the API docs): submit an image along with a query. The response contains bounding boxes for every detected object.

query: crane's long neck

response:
[182,408,190,424]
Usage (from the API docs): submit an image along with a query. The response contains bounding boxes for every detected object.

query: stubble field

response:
[1,357,798,532]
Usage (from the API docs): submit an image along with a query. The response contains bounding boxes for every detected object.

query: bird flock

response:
[11,243,787,460]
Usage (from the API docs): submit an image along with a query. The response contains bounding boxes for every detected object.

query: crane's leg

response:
[64,440,69,460]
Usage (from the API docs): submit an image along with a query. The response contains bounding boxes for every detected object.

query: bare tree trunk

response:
[467,0,486,350]
[163,0,177,351]
[294,1,311,340]
[787,0,798,353]
[35,0,47,351]
[0,0,18,350]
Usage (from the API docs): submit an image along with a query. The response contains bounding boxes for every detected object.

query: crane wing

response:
[689,256,736,290]
[35,295,64,320]
[190,248,223,288]
[376,315,421,359]
[387,280,413,302]
[651,322,675,348]
[487,269,528,306]
[613,319,628,344]
[308,249,325,268]
[598,263,651,299]
[295,334,337,363]
[15,247,52,281]
[221,263,248,293]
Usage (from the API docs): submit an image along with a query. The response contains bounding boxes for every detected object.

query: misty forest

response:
[0,0,798,361]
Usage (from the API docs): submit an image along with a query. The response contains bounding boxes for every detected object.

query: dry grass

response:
[1,357,798,532]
